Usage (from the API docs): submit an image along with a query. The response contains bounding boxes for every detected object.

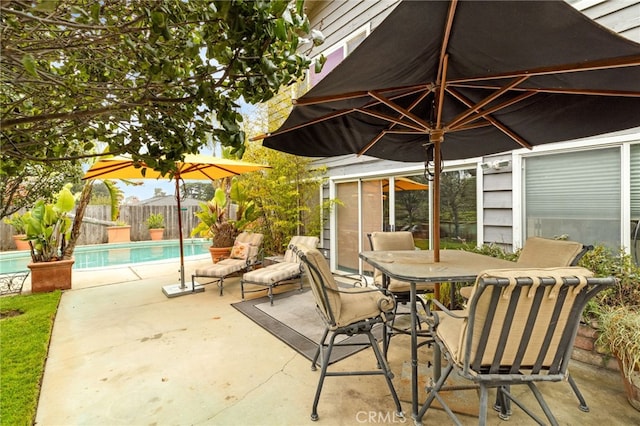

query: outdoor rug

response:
[231,288,380,364]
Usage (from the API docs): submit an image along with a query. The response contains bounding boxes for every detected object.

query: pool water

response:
[0,239,211,272]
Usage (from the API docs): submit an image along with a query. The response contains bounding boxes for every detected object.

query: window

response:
[524,148,621,248]
[631,144,640,264]
[308,26,369,87]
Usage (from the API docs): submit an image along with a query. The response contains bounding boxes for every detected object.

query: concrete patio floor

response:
[33,256,639,425]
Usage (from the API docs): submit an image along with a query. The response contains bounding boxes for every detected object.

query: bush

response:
[578,245,640,321]
[464,242,639,320]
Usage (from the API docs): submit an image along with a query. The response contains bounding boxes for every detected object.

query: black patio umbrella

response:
[258,0,640,262]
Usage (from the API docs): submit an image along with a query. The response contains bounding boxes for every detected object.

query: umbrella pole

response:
[162,177,204,297]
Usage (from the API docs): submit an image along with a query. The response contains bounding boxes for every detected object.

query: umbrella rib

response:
[449,83,640,97]
[446,76,530,129]
[367,91,431,130]
[293,83,432,106]
[448,90,538,130]
[83,161,144,179]
[449,89,532,149]
[449,54,640,85]
[355,108,429,132]
[436,0,458,85]
[252,108,355,140]
[358,131,388,157]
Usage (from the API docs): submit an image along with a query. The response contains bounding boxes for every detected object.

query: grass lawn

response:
[0,291,61,426]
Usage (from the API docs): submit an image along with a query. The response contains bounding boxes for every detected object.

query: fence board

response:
[0,205,202,251]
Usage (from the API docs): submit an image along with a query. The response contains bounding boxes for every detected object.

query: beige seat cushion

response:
[443,267,592,366]
[516,237,583,267]
[369,231,433,294]
[299,245,394,330]
[242,262,301,284]
[337,287,395,328]
[195,258,246,277]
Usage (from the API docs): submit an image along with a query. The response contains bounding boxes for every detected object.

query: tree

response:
[0,162,83,219]
[440,170,476,239]
[183,182,215,201]
[1,0,323,177]
[241,142,328,255]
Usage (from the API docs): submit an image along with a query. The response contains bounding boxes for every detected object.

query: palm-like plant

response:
[191,178,258,247]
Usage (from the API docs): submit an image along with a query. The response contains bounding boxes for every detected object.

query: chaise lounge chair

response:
[240,235,319,305]
[192,232,264,295]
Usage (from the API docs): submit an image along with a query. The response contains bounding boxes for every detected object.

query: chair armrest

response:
[426,298,468,327]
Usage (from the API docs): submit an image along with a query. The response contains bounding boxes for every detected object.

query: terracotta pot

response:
[107,226,131,243]
[209,246,232,263]
[149,228,164,241]
[617,357,640,412]
[12,234,30,251]
[28,258,74,293]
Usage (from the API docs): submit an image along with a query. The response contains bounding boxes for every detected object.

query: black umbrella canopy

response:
[261,0,640,162]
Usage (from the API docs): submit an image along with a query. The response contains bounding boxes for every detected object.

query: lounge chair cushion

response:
[195,258,247,278]
[242,261,302,284]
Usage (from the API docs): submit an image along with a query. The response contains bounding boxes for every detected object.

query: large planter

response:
[209,246,232,263]
[107,226,131,243]
[12,234,30,251]
[148,228,164,241]
[617,357,640,411]
[27,258,74,293]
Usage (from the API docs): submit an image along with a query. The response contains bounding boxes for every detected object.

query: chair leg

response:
[568,373,589,412]
[311,328,329,372]
[366,330,404,418]
[268,285,274,305]
[311,332,339,421]
[240,279,246,300]
[418,363,461,424]
[218,277,224,296]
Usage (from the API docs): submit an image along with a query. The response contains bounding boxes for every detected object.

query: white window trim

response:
[513,130,640,255]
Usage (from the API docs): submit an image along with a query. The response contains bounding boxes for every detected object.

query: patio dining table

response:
[359,249,517,424]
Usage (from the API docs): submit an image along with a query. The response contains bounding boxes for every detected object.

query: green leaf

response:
[22,55,38,78]
[90,3,101,22]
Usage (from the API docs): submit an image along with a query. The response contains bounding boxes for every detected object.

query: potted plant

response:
[191,178,259,262]
[146,213,165,241]
[102,180,131,243]
[23,184,76,292]
[578,245,640,412]
[596,305,640,411]
[3,211,31,250]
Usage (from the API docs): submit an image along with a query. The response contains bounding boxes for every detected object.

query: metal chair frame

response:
[419,270,615,425]
[292,244,404,422]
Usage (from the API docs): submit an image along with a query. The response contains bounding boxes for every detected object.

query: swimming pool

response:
[0,239,211,272]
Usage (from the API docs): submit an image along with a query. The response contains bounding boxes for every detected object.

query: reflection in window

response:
[440,169,477,248]
[386,175,430,248]
[524,149,621,249]
[631,144,640,265]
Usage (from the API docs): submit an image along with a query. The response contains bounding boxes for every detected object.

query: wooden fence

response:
[0,205,202,251]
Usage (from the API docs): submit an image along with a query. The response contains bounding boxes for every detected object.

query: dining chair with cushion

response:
[368,231,435,357]
[420,267,615,425]
[292,244,403,422]
[459,236,593,411]
[240,235,319,305]
[191,232,264,295]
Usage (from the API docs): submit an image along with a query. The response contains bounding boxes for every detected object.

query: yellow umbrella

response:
[382,177,428,192]
[83,154,269,297]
